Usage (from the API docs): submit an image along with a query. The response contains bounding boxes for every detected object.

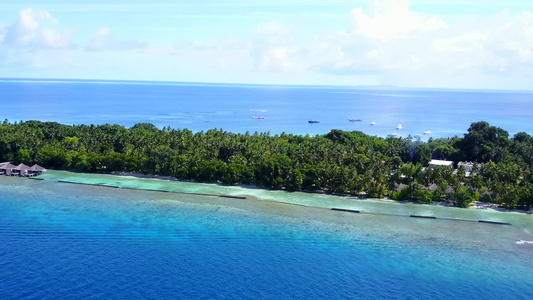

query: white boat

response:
[370,121,376,125]
[348,117,362,122]
[396,124,403,130]
[423,130,431,134]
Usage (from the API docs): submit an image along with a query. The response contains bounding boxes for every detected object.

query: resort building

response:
[428,159,454,168]
[0,162,46,177]
[12,163,30,176]
[424,183,438,191]
[394,183,405,191]
[458,161,475,177]
[444,186,455,195]
[0,162,16,175]
[457,162,474,172]
[28,164,46,175]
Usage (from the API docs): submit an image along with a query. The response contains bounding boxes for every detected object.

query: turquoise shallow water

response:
[1,173,533,299]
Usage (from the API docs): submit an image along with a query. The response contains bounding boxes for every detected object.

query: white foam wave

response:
[516,240,533,245]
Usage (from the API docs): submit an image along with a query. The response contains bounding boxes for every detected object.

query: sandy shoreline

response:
[111,171,180,181]
[469,201,532,214]
[108,171,532,214]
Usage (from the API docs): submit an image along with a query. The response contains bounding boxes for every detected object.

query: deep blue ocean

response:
[1,79,533,299]
[1,79,533,138]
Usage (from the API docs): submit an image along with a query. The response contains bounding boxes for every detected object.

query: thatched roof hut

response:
[29,164,46,173]
[0,162,16,174]
[13,163,30,171]
[444,186,455,195]
[479,190,493,197]
[13,163,30,175]
[394,183,405,191]
[425,183,438,191]
[0,162,16,170]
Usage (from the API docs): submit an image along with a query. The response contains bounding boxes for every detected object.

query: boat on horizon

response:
[308,120,320,123]
[252,116,264,119]
[396,124,403,130]
[348,118,362,122]
[370,121,376,125]
[424,130,431,134]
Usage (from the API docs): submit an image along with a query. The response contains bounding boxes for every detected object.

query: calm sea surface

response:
[1,79,533,138]
[1,172,532,299]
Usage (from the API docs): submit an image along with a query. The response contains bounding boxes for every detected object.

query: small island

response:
[0,119,532,210]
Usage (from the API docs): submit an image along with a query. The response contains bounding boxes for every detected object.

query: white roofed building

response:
[428,159,454,168]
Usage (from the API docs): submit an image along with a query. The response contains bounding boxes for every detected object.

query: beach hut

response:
[28,164,46,176]
[444,186,455,195]
[424,183,438,191]
[0,162,16,175]
[479,190,493,197]
[394,183,405,191]
[12,163,30,176]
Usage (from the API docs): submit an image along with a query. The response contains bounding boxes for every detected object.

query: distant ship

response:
[396,124,403,130]
[348,118,362,122]
[252,116,264,119]
[424,130,431,134]
[370,121,376,125]
[308,120,320,123]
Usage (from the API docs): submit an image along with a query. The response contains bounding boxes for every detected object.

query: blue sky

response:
[1,0,533,89]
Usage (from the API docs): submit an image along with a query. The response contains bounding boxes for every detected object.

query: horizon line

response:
[1,77,533,93]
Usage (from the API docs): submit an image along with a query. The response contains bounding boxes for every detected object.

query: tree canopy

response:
[1,120,532,210]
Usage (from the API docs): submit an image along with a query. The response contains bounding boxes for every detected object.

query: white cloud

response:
[86,27,112,51]
[235,1,451,75]
[433,33,486,53]
[350,0,447,40]
[2,1,533,89]
[86,27,147,51]
[214,0,533,89]
[0,46,81,71]
[2,8,75,49]
[249,22,307,72]
[0,23,5,43]
[40,27,76,48]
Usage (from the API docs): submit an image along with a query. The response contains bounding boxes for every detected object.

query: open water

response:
[1,172,533,299]
[1,79,533,138]
[2,80,533,299]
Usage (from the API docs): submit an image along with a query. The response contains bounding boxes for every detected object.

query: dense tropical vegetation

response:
[1,119,532,210]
